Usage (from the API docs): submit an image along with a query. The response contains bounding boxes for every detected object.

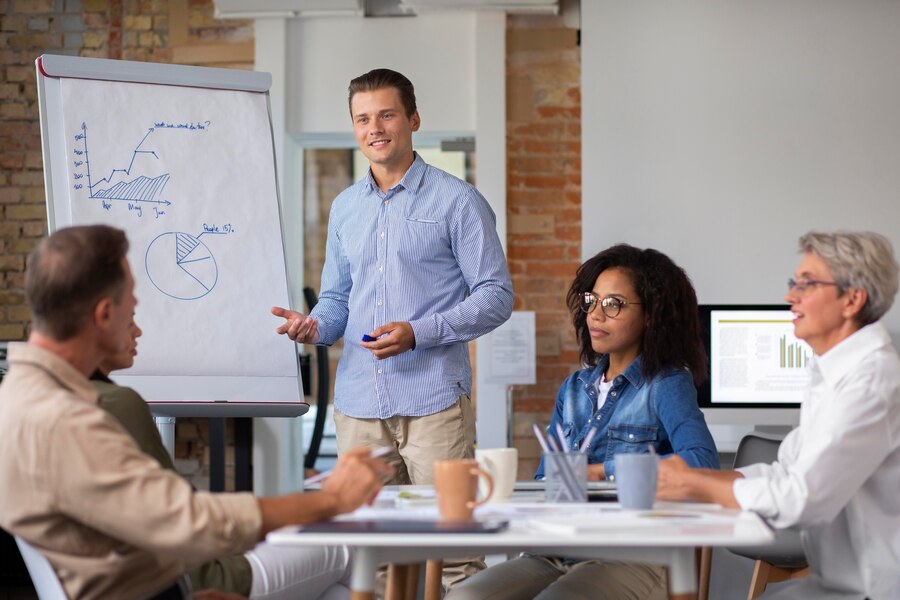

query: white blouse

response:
[733,321,900,598]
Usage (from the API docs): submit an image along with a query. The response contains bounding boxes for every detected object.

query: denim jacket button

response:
[628,433,634,439]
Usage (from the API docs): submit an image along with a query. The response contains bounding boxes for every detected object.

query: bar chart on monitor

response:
[709,309,812,405]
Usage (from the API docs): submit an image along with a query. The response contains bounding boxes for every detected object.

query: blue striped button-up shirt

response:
[310,154,513,419]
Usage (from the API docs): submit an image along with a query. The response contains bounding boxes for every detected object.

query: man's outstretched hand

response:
[271,306,319,344]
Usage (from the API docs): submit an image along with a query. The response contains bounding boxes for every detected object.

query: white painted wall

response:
[286,14,477,134]
[583,1,900,336]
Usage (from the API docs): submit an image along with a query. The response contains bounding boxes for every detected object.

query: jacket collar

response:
[577,354,647,389]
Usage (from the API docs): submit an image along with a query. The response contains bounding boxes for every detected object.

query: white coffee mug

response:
[475,447,518,502]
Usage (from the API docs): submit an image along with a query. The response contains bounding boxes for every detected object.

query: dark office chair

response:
[730,432,809,599]
[698,432,809,600]
[302,287,331,471]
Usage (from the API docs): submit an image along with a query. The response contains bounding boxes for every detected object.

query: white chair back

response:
[14,535,68,600]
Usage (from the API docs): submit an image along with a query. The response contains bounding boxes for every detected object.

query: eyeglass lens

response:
[580,293,624,318]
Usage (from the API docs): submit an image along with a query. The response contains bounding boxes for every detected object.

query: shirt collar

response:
[815,321,893,388]
[363,152,426,195]
[7,342,99,403]
[579,354,646,388]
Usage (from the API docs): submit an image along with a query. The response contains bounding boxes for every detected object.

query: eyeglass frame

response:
[786,277,845,294]
[579,292,641,318]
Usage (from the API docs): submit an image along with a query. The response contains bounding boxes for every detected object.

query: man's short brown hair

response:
[348,68,417,118]
[26,225,130,341]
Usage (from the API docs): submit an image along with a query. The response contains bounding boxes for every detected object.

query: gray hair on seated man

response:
[799,230,899,325]
[26,225,130,340]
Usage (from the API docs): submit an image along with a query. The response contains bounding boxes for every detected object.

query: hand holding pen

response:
[305,446,394,511]
[304,446,393,485]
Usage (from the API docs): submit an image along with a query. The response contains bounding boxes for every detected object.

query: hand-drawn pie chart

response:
[145,232,218,300]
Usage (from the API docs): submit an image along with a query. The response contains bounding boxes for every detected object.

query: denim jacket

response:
[535,355,719,480]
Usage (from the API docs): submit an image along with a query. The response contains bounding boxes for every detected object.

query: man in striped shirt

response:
[272,67,512,499]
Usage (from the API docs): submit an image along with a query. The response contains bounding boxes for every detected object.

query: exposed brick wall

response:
[506,15,582,477]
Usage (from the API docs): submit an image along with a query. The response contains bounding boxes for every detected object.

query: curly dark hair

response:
[566,244,708,386]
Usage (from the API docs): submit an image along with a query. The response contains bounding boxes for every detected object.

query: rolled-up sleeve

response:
[733,367,894,529]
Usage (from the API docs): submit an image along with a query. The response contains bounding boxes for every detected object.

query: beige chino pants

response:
[334,395,485,592]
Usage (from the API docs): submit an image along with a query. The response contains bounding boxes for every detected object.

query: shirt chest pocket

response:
[607,425,658,455]
[398,217,449,262]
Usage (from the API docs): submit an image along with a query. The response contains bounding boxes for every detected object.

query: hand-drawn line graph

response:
[145,231,220,300]
[72,120,210,212]
[74,122,172,206]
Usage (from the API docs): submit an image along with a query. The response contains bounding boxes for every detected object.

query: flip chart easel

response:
[36,54,305,419]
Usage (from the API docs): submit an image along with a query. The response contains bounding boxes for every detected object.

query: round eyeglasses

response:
[579,292,641,318]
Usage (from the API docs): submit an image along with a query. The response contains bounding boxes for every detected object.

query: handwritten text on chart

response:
[202,223,236,234]
[154,120,211,130]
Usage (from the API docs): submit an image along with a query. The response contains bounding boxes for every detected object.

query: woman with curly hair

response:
[447,243,719,600]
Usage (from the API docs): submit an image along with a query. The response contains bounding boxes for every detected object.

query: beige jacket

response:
[0,343,262,600]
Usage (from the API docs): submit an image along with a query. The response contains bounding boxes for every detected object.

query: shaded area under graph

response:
[145,232,218,300]
[92,173,170,201]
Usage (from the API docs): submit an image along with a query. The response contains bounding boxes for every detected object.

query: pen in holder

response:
[543,451,588,503]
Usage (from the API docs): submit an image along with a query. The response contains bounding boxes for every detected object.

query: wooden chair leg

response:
[386,563,408,600]
[748,559,771,600]
[697,546,712,600]
[424,559,443,600]
[749,560,810,599]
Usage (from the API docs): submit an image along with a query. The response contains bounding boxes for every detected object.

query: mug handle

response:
[467,466,494,510]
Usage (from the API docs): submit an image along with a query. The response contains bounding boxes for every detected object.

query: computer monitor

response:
[697,305,806,427]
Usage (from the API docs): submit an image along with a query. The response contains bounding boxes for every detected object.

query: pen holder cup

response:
[543,452,588,503]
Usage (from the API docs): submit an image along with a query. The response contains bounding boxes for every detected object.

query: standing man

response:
[657,231,900,599]
[272,68,513,486]
[0,225,390,600]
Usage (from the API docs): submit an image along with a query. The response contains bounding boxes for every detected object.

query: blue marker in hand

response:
[362,334,377,342]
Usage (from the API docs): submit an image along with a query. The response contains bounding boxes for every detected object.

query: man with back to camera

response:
[0,224,391,600]
[271,67,513,588]
[90,316,360,600]
[656,231,900,599]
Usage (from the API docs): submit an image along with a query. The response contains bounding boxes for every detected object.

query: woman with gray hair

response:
[657,230,900,599]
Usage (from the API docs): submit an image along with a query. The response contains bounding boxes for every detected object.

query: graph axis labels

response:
[145,231,219,300]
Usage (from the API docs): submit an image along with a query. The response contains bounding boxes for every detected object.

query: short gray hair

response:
[798,231,899,325]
